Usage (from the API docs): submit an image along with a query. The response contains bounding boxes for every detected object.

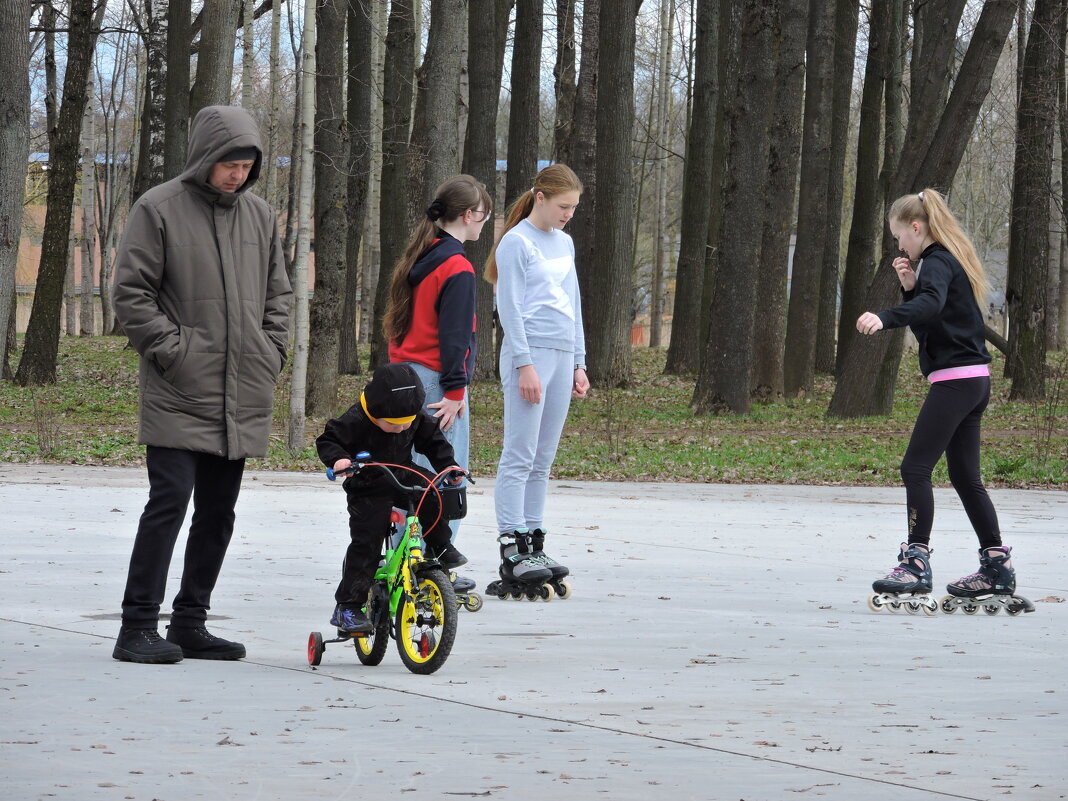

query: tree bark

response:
[163,0,191,180]
[782,0,836,398]
[568,0,599,359]
[79,63,97,336]
[693,0,776,414]
[552,0,577,164]
[288,0,317,451]
[16,0,98,385]
[241,0,256,109]
[588,0,642,386]
[263,0,282,205]
[306,0,349,417]
[409,0,465,212]
[1006,0,1066,399]
[0,0,31,364]
[133,0,169,202]
[340,0,373,376]
[370,0,416,368]
[505,0,542,208]
[751,0,807,399]
[828,0,1017,417]
[190,0,240,117]
[814,0,859,375]
[837,0,889,374]
[463,0,513,381]
[649,0,675,349]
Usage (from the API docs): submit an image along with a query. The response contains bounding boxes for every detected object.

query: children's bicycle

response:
[307,455,470,675]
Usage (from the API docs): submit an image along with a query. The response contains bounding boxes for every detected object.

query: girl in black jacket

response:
[857,189,1020,608]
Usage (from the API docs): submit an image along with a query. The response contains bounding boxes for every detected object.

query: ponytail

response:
[888,188,990,307]
[383,174,491,344]
[484,163,583,284]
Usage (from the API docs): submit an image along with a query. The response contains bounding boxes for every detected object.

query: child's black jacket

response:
[316,404,455,492]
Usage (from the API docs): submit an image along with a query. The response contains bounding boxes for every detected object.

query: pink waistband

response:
[928,364,990,383]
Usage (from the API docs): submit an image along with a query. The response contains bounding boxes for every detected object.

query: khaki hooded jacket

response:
[113,106,292,459]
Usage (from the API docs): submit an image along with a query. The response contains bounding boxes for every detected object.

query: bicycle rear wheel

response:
[395,567,457,674]
[355,584,389,666]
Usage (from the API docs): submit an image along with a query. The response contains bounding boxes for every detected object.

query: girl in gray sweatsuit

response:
[484,164,590,596]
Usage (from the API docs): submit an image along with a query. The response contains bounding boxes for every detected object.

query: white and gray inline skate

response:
[486,529,557,601]
[868,542,939,615]
[940,546,1035,616]
[529,528,572,599]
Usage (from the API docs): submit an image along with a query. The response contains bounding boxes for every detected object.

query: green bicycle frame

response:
[374,512,425,619]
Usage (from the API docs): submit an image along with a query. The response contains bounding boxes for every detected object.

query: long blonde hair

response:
[484,163,583,284]
[383,174,491,344]
[888,188,990,307]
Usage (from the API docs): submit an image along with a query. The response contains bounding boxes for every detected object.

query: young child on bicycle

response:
[316,363,467,633]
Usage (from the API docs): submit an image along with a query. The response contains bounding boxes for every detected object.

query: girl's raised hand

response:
[892,255,917,291]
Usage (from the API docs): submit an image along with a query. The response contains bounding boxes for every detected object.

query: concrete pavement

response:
[1,463,1066,800]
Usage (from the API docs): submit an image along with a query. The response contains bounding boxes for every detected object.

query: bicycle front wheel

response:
[395,567,457,674]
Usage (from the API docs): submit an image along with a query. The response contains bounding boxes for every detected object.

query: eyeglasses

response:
[468,208,490,221]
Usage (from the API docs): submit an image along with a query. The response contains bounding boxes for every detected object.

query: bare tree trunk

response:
[568,0,599,356]
[837,0,889,374]
[371,0,416,367]
[241,0,255,109]
[782,0,835,398]
[552,0,577,164]
[1006,0,1066,400]
[505,0,542,208]
[751,0,807,400]
[360,0,388,345]
[464,0,513,381]
[814,0,859,375]
[693,0,776,414]
[132,0,168,203]
[263,0,282,205]
[649,0,675,349]
[164,0,191,180]
[828,0,1017,417]
[588,0,642,386]
[306,0,349,416]
[0,0,31,363]
[410,0,465,212]
[1059,28,1068,351]
[190,0,240,117]
[665,0,717,375]
[80,64,97,336]
[288,0,317,451]
[16,0,98,385]
[340,0,373,377]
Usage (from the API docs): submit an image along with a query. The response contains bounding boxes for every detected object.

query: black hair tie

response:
[426,199,446,222]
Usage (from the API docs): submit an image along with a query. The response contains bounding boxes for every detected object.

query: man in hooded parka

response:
[111,105,292,664]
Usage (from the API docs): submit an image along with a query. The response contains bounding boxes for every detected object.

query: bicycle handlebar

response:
[326,458,470,494]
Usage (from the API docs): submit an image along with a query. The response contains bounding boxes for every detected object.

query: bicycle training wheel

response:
[395,567,457,674]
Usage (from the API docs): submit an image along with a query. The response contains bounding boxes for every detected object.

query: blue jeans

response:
[400,361,469,541]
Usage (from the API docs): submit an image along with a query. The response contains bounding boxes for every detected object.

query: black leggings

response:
[900,376,1000,549]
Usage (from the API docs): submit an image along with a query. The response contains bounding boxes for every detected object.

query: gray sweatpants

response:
[495,343,574,535]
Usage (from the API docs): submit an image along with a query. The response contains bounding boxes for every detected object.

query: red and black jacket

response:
[388,234,477,400]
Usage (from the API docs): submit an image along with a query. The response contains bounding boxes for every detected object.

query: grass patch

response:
[2,336,1066,487]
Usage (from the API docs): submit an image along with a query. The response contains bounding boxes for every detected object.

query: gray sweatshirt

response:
[495,219,587,370]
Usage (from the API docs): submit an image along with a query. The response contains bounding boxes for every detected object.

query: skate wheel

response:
[510,591,525,601]
[982,604,1001,615]
[464,593,484,612]
[961,603,979,615]
[307,631,324,666]
[866,593,885,613]
[887,599,903,613]
[553,579,573,600]
[940,596,956,614]
[921,598,939,616]
[904,600,923,615]
[536,583,555,602]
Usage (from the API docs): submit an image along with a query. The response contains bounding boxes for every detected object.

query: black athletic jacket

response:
[876,243,991,378]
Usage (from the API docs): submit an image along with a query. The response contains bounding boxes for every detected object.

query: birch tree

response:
[79,63,97,336]
[288,0,316,452]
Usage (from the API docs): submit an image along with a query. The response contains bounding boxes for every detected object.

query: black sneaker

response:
[452,574,477,593]
[431,543,468,570]
[166,625,246,660]
[113,627,184,664]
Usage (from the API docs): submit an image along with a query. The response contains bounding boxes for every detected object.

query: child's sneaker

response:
[330,605,372,633]
[429,543,468,570]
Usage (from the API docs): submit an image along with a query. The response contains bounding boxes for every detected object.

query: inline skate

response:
[449,572,484,612]
[868,542,939,615]
[941,546,1035,616]
[530,528,572,599]
[486,529,555,601]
